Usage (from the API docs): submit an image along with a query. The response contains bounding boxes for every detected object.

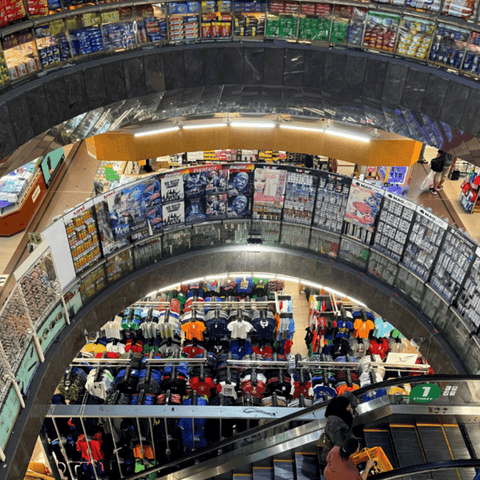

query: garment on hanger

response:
[227,319,254,339]
[102,321,122,340]
[353,318,375,339]
[181,321,206,341]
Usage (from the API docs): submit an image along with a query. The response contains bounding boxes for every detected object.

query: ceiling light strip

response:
[183,123,227,130]
[230,122,276,128]
[324,129,371,142]
[279,125,323,133]
[134,126,180,137]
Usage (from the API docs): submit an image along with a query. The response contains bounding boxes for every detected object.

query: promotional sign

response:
[162,201,185,228]
[206,193,228,219]
[40,147,64,187]
[228,164,253,219]
[107,183,147,240]
[185,195,206,224]
[253,167,287,221]
[409,383,442,403]
[206,165,228,194]
[161,172,184,202]
[183,165,210,197]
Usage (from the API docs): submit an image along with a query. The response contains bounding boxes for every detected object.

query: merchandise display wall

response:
[1,163,480,479]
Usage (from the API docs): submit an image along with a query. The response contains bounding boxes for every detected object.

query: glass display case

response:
[234,0,265,38]
[421,285,450,323]
[401,207,448,282]
[134,236,162,268]
[309,228,340,257]
[35,21,70,69]
[136,4,168,44]
[220,220,249,244]
[106,249,134,282]
[266,1,300,40]
[282,170,317,225]
[0,45,9,87]
[297,2,331,42]
[429,23,469,69]
[67,14,105,56]
[168,1,200,42]
[341,6,366,46]
[456,249,480,328]
[162,227,192,256]
[363,12,400,52]
[64,203,102,274]
[394,264,425,307]
[0,161,36,205]
[330,5,352,44]
[101,8,136,50]
[251,220,281,245]
[2,31,40,81]
[192,223,221,247]
[368,250,398,285]
[201,0,233,39]
[461,30,480,76]
[79,263,107,303]
[396,16,434,60]
[338,237,369,269]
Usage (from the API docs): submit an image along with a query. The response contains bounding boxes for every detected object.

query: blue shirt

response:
[251,317,276,339]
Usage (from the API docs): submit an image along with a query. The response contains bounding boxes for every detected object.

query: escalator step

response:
[416,424,454,480]
[443,425,477,480]
[389,424,430,479]
[273,459,295,480]
[252,466,274,480]
[364,429,398,469]
[295,452,319,480]
[233,474,253,480]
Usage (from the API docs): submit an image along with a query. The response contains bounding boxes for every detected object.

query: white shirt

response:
[227,320,254,339]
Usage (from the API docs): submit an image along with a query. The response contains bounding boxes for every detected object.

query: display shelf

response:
[79,262,107,303]
[459,168,480,213]
[134,235,162,267]
[372,192,415,262]
[394,263,425,307]
[0,44,10,87]
[101,7,136,50]
[201,0,233,39]
[297,2,332,42]
[362,11,400,52]
[396,15,434,60]
[339,5,366,45]
[135,3,168,44]
[280,222,311,249]
[282,169,317,226]
[401,206,448,282]
[0,161,37,206]
[309,227,340,257]
[265,1,300,40]
[168,1,200,42]
[428,22,469,69]
[367,249,398,285]
[105,248,134,282]
[338,236,369,268]
[35,20,70,68]
[251,219,281,244]
[442,0,475,19]
[64,203,102,274]
[428,227,476,303]
[67,14,105,56]
[2,30,40,81]
[312,172,351,234]
[0,0,27,29]
[233,0,265,38]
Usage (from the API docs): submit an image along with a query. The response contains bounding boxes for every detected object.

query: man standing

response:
[430,150,455,195]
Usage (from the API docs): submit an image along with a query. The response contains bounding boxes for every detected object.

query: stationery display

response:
[372,192,416,261]
[253,167,287,220]
[282,169,318,226]
[313,172,351,234]
[343,179,383,244]
[401,207,448,281]
[429,227,476,303]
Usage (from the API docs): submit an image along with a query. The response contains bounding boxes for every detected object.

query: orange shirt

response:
[181,321,206,341]
[353,319,375,339]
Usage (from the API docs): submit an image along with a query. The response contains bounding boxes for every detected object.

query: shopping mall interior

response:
[1,3,480,479]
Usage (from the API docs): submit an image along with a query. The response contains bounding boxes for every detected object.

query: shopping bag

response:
[420,170,435,191]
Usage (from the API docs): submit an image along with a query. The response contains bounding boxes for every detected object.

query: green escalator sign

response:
[409,383,442,403]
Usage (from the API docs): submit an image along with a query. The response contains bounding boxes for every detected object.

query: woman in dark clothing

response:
[319,392,359,466]
[325,438,375,480]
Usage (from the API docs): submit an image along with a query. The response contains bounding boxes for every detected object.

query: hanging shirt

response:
[140,321,158,339]
[353,319,375,339]
[227,320,254,339]
[181,321,206,341]
[236,277,254,294]
[251,317,276,339]
[102,321,122,340]
[230,340,253,358]
[374,318,395,338]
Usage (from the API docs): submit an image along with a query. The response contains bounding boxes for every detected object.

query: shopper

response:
[429,150,455,195]
[324,438,375,480]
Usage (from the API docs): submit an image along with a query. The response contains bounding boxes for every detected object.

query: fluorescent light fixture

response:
[134,126,179,137]
[183,123,227,130]
[324,129,370,142]
[280,125,323,133]
[230,122,275,128]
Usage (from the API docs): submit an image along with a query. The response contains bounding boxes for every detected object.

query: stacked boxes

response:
[70,27,104,55]
[363,13,399,51]
[298,3,332,41]
[267,1,299,38]
[102,23,136,49]
[27,0,48,16]
[396,18,434,59]
[169,2,200,42]
[0,0,26,28]
[429,24,469,68]
[462,31,480,75]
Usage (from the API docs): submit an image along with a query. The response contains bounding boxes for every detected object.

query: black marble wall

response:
[0,245,466,480]
[2,43,480,174]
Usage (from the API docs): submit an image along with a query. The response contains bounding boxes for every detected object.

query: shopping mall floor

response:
[1,143,479,305]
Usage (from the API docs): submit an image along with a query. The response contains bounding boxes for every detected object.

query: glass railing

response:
[2,0,480,90]
[1,163,480,467]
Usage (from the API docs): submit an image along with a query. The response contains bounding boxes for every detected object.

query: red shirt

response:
[324,446,362,480]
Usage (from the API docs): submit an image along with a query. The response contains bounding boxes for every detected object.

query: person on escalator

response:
[324,438,375,480]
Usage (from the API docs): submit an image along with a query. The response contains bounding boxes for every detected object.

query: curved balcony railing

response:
[1,162,480,470]
[1,0,480,90]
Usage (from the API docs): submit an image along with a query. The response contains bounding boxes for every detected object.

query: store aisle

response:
[285,281,310,358]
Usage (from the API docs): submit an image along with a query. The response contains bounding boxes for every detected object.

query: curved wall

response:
[0,245,466,480]
[2,43,480,174]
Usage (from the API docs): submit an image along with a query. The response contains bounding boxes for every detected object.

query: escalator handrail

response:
[371,459,480,479]
[123,374,480,480]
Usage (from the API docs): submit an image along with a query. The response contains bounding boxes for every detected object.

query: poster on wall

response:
[163,201,185,228]
[206,165,228,193]
[185,195,207,224]
[183,166,209,197]
[161,172,184,203]
[107,183,147,240]
[343,179,384,244]
[37,302,66,353]
[228,164,254,197]
[283,168,318,226]
[253,167,287,220]
[39,147,64,188]
[143,176,162,231]
[207,193,228,219]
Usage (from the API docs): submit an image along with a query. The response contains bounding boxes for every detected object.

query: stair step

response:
[295,451,319,480]
[253,465,274,480]
[273,458,295,480]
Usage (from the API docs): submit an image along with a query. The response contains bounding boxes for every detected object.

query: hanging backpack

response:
[430,154,446,172]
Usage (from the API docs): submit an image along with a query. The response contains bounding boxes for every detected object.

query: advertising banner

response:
[161,172,184,203]
[163,201,185,228]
